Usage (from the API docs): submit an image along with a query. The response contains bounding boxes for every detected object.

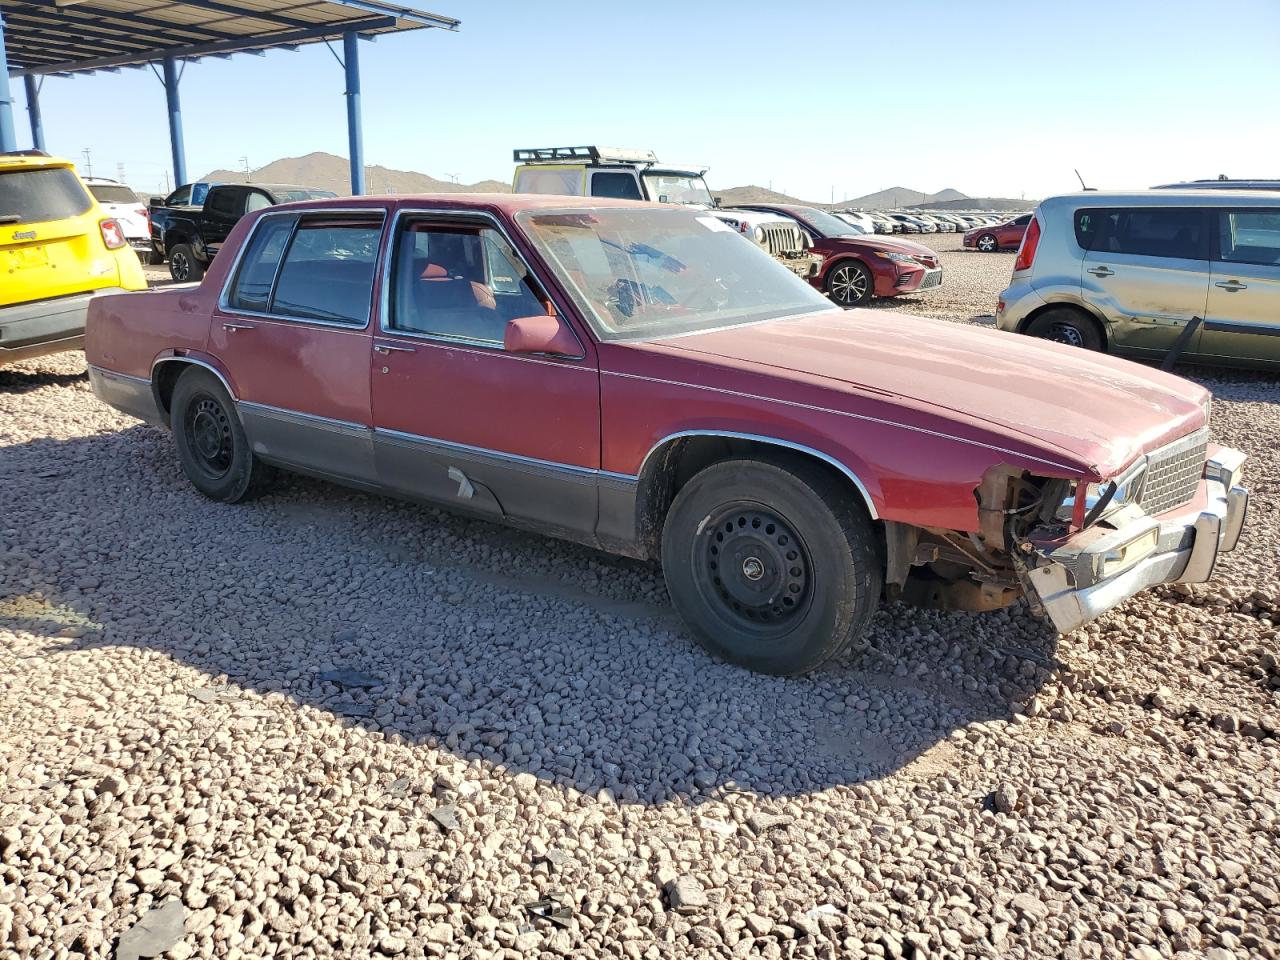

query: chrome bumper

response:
[1022,449,1248,633]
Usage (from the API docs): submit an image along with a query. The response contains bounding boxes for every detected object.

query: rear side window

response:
[227,216,295,312]
[591,172,643,200]
[226,216,383,323]
[515,167,584,196]
[0,167,93,225]
[1074,207,1204,259]
[1217,210,1280,266]
[208,189,241,217]
[271,219,383,325]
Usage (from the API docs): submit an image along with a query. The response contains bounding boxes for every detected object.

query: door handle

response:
[1215,280,1247,292]
[1087,266,1114,278]
[373,343,416,355]
[222,322,254,332]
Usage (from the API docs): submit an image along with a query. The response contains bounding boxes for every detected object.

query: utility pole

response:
[239,156,250,181]
[116,162,126,184]
[81,148,93,178]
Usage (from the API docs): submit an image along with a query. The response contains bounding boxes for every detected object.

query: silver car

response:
[997,189,1280,369]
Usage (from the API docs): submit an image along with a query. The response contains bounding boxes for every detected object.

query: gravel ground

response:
[2,245,1278,960]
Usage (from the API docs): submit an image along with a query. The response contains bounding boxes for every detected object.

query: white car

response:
[84,177,154,261]
[834,211,877,235]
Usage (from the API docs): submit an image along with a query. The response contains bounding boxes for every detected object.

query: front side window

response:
[166,185,192,206]
[389,222,548,345]
[1217,210,1280,266]
[1075,207,1204,259]
[641,173,714,207]
[518,206,832,342]
[226,215,383,324]
[0,167,93,225]
[591,172,643,200]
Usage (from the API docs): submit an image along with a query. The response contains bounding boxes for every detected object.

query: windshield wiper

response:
[0,214,24,224]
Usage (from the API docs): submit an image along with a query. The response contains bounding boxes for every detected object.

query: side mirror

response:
[713,196,723,208]
[504,314,581,358]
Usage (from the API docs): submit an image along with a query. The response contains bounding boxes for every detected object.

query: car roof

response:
[0,153,74,171]
[266,192,661,214]
[1042,189,1280,208]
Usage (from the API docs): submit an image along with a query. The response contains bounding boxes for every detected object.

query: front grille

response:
[917,270,943,290]
[758,223,805,257]
[1139,428,1207,516]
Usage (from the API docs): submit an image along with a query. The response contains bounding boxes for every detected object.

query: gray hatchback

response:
[997,190,1280,369]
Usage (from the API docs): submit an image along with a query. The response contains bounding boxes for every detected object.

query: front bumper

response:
[778,253,823,279]
[1021,449,1248,633]
[0,290,118,366]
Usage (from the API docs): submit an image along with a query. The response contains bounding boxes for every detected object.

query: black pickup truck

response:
[149,182,335,281]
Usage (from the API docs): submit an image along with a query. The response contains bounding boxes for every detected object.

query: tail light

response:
[1013,216,1040,272]
[99,218,127,250]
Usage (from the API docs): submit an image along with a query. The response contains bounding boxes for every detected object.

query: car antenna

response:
[1074,168,1095,191]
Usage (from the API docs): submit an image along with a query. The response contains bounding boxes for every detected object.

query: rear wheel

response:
[976,233,998,252]
[171,368,274,502]
[169,243,204,282]
[1026,307,1104,350]
[661,458,882,676]
[825,260,874,307]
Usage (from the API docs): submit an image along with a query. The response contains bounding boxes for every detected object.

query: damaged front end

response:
[885,440,1249,633]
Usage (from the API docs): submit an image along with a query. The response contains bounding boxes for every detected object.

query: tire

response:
[661,457,882,676]
[825,260,874,308]
[146,249,166,266]
[168,243,204,282]
[976,233,998,252]
[171,368,274,502]
[1025,307,1104,351]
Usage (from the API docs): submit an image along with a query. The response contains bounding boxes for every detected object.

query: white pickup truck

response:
[512,146,820,279]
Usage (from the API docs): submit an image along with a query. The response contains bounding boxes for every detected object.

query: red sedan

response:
[963,213,1033,252]
[86,194,1247,676]
[730,203,942,307]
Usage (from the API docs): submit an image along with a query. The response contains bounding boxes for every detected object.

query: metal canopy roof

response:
[2,0,458,77]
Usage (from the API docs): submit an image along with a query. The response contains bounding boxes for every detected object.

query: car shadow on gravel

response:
[4,426,1060,805]
[0,366,87,394]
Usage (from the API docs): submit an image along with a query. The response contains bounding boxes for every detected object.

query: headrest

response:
[422,263,449,280]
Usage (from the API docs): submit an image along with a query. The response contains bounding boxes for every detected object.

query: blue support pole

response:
[0,13,19,153]
[162,56,187,187]
[24,75,44,152]
[343,31,364,196]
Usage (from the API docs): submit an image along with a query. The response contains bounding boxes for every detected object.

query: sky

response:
[7,0,1280,201]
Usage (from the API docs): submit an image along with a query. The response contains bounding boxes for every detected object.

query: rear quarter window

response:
[0,167,93,225]
[1074,207,1204,259]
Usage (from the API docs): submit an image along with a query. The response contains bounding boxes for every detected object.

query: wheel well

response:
[633,434,878,560]
[151,359,230,425]
[1019,302,1109,346]
[822,254,869,286]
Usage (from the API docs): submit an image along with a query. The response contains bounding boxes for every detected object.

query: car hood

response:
[655,310,1208,477]
[824,235,936,258]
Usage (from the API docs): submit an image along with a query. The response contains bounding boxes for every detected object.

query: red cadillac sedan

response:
[728,203,943,307]
[86,194,1247,676]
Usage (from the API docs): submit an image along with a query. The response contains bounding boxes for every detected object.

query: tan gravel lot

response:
[2,238,1278,960]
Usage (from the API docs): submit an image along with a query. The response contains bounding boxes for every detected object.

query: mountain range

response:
[198,152,1028,210]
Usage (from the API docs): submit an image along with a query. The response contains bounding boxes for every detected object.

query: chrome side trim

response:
[238,400,371,436]
[606,369,1080,473]
[216,206,390,331]
[375,427,603,481]
[150,355,237,400]
[637,429,879,519]
[89,365,150,388]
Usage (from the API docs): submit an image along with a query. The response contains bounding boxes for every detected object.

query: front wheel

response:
[168,243,204,282]
[171,368,274,502]
[976,233,998,252]
[825,260,874,307]
[661,458,882,676]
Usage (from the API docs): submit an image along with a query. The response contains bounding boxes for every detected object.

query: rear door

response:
[1077,206,1210,358]
[210,208,387,482]
[0,161,114,307]
[201,186,247,259]
[1198,208,1280,366]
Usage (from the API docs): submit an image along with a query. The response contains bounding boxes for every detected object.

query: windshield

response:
[518,206,832,342]
[88,183,139,205]
[785,206,861,238]
[641,172,714,206]
[0,167,93,225]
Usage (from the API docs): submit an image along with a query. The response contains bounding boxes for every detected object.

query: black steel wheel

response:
[825,260,873,307]
[662,457,881,675]
[171,367,273,502]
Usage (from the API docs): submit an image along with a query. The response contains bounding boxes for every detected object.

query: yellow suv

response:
[2,153,146,366]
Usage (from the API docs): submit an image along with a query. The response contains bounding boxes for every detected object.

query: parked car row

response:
[837,210,1023,237]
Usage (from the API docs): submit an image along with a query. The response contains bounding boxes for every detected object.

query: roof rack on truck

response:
[513,146,660,166]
